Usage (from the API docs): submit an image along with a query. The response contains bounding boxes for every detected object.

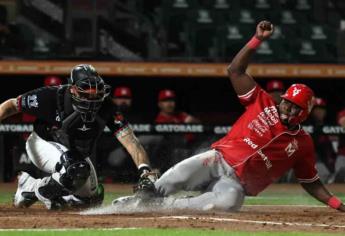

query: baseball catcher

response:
[0,64,156,209]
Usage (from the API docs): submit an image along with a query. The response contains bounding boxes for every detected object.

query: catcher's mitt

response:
[133,172,159,199]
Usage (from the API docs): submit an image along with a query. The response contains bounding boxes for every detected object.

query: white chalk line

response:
[1,205,342,231]
[0,228,138,232]
[1,214,344,231]
[157,216,345,229]
[244,204,326,207]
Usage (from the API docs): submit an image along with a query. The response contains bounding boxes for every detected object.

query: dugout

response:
[1,62,345,183]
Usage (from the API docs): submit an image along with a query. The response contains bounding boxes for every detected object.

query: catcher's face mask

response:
[70,72,110,122]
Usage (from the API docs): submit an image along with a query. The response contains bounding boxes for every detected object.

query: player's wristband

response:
[138,163,152,177]
[327,196,342,209]
[247,36,262,49]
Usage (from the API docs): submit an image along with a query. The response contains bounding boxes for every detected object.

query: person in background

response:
[112,86,132,114]
[154,89,200,173]
[43,76,63,87]
[266,80,285,104]
[335,108,345,182]
[155,89,199,124]
[102,86,161,181]
[308,97,336,183]
[111,86,151,123]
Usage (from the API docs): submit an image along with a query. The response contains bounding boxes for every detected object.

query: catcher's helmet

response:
[280,84,314,126]
[44,76,62,87]
[69,64,110,122]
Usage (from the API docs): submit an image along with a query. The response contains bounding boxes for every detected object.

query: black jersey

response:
[17,85,129,157]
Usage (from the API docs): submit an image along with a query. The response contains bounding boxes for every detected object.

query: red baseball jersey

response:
[155,112,195,143]
[212,85,318,196]
[155,112,189,123]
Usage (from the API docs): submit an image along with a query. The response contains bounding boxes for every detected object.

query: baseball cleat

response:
[13,172,38,208]
[112,194,167,211]
[111,195,138,206]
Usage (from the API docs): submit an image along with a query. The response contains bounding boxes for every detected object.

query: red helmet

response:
[314,97,326,107]
[113,86,132,98]
[44,76,62,86]
[158,89,176,101]
[281,84,315,125]
[266,80,284,92]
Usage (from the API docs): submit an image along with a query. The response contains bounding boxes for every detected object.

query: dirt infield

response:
[1,184,345,233]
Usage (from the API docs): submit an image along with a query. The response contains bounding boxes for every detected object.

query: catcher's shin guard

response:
[56,151,91,192]
[35,176,70,210]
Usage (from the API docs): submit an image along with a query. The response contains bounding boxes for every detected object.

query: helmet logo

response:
[292,87,301,97]
[88,65,96,72]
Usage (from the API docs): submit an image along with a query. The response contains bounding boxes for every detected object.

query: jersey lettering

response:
[248,105,279,136]
[27,95,39,108]
[257,150,272,169]
[212,86,318,195]
[243,137,258,149]
[285,138,299,157]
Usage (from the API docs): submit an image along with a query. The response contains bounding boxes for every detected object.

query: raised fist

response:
[255,20,274,41]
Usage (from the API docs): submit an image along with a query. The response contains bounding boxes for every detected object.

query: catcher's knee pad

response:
[56,151,91,192]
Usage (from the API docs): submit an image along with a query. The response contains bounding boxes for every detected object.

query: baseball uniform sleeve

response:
[337,109,345,125]
[179,112,189,123]
[155,112,172,123]
[17,87,57,121]
[293,136,319,183]
[237,85,261,106]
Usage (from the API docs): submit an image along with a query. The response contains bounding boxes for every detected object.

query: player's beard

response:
[280,113,289,126]
[280,113,300,130]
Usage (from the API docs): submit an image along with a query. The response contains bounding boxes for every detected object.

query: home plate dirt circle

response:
[0,204,344,233]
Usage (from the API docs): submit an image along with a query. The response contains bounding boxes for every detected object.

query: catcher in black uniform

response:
[0,64,156,209]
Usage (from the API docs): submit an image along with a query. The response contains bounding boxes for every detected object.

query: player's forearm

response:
[117,128,151,167]
[127,139,150,168]
[0,98,19,122]
[301,180,332,203]
[301,180,345,211]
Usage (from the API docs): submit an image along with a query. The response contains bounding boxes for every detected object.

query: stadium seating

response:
[185,9,218,60]
[288,39,336,63]
[160,0,198,58]
[2,0,344,63]
[217,24,253,59]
